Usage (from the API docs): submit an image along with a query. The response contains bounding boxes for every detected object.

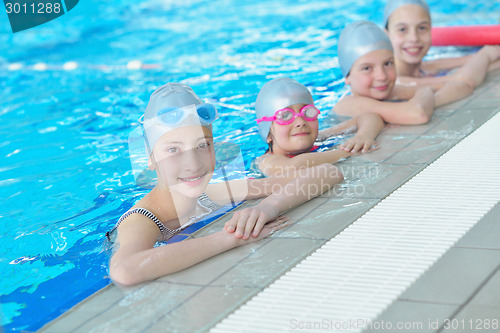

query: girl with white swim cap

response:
[254,77,384,177]
[334,20,436,125]
[108,83,343,286]
[383,0,500,90]
[334,20,490,124]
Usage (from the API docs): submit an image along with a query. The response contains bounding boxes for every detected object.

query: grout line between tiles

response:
[453,246,500,251]
[70,296,123,332]
[396,298,461,307]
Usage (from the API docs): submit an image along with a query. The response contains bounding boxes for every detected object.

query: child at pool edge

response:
[383,0,500,89]
[254,78,384,177]
[333,20,482,124]
[108,83,344,286]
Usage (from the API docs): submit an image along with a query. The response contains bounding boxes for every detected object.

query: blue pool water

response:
[1,0,499,331]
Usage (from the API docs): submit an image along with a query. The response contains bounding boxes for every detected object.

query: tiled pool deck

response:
[39,70,500,333]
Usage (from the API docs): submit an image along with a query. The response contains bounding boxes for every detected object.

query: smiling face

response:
[150,125,215,198]
[268,103,319,155]
[345,49,396,100]
[386,4,432,67]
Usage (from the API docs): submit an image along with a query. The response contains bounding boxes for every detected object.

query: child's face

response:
[386,4,431,65]
[269,103,319,155]
[346,49,396,100]
[150,125,215,198]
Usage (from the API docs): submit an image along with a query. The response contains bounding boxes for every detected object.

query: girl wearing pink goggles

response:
[254,78,384,177]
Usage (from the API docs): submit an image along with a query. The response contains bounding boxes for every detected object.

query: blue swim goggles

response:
[142,103,218,130]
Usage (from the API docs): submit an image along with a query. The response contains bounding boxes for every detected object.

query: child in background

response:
[255,77,384,177]
[334,20,477,124]
[383,0,500,88]
[108,83,343,286]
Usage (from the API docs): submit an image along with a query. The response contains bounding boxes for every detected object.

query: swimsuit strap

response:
[119,208,168,233]
[284,144,320,158]
[106,207,175,241]
[106,193,221,242]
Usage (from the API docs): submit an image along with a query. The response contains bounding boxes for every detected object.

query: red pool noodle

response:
[431,25,500,46]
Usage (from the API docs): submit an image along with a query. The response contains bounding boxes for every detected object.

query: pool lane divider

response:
[210,111,500,332]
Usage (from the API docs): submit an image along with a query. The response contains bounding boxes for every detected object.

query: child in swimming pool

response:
[254,77,384,177]
[333,20,478,124]
[383,0,500,89]
[108,83,343,286]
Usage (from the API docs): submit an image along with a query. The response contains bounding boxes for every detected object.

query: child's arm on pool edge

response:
[333,86,435,125]
[430,46,500,107]
[109,211,289,286]
[397,46,500,91]
[338,113,384,153]
[109,164,342,286]
[258,148,351,177]
[222,163,343,239]
[317,113,384,152]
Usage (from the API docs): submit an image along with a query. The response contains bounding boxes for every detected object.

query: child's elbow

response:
[405,105,432,125]
[109,262,144,287]
[320,163,344,184]
[333,165,344,183]
[455,79,475,95]
[413,111,431,125]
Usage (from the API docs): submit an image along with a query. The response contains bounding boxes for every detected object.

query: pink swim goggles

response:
[256,104,320,125]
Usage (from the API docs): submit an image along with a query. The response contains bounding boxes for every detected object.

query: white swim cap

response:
[383,0,430,28]
[128,83,219,188]
[142,83,218,155]
[255,78,313,142]
[337,21,394,78]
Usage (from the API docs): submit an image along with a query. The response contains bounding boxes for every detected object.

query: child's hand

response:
[234,215,290,245]
[224,205,281,239]
[339,136,378,153]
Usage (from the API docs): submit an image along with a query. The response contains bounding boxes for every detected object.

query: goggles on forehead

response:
[142,103,218,130]
[256,104,320,125]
